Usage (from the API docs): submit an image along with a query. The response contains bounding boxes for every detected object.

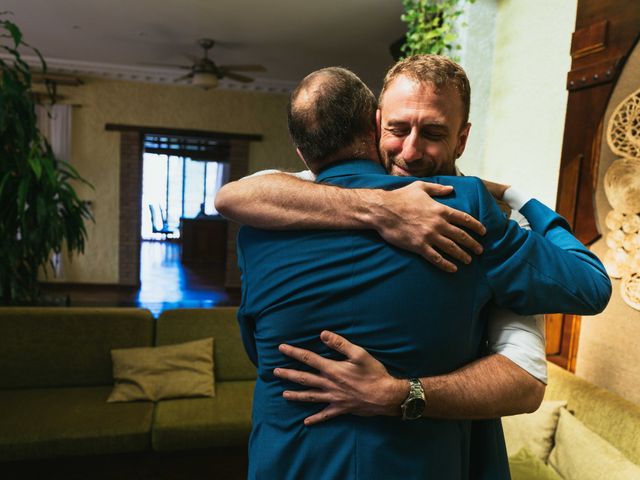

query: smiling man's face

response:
[377,74,471,178]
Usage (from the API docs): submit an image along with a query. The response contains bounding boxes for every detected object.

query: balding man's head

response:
[288,67,377,173]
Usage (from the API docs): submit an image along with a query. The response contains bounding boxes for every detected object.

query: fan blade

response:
[174,73,194,83]
[219,64,266,72]
[224,72,255,83]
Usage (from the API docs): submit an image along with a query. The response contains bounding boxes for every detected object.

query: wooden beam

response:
[32,73,84,86]
[105,124,263,142]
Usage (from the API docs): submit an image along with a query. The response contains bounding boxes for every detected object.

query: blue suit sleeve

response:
[475,181,611,316]
[236,228,259,367]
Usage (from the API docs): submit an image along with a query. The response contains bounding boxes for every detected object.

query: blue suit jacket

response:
[237,159,610,480]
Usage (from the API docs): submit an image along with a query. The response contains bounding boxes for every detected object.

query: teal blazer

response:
[237,159,610,480]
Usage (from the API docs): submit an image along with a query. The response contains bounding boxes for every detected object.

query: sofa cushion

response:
[509,447,562,480]
[152,380,254,451]
[549,408,640,480]
[545,362,640,465]
[108,338,215,402]
[0,307,155,388]
[502,400,567,462]
[156,308,256,382]
[0,386,153,461]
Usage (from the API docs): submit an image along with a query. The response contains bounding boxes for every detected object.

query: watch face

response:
[405,397,426,420]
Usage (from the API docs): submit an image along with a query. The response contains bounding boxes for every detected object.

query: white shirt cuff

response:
[502,187,533,211]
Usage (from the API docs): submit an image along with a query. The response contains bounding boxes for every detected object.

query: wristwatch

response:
[401,378,426,420]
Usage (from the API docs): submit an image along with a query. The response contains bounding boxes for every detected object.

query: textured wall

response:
[470,0,577,206]
[457,0,498,177]
[576,43,640,405]
[51,79,299,283]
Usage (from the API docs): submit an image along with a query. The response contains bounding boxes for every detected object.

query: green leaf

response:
[0,12,92,304]
[0,171,11,196]
[401,0,473,57]
[16,177,28,214]
[2,20,22,46]
[28,151,43,180]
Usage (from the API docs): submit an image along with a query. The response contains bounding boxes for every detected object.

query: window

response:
[141,134,230,240]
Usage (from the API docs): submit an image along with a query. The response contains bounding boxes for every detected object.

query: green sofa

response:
[0,307,256,463]
[152,308,256,452]
[544,362,640,467]
[504,362,640,479]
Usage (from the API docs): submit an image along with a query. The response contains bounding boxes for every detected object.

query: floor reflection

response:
[137,241,232,317]
[42,241,237,317]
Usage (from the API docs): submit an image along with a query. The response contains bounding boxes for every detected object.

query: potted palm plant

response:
[0,13,93,305]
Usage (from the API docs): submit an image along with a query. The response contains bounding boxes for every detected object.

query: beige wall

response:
[576,44,640,405]
[457,0,498,177]
[460,1,640,404]
[460,0,577,207]
[52,78,299,284]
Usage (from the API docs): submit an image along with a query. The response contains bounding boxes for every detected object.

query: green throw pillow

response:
[108,337,215,402]
[549,408,640,480]
[502,399,567,462]
[509,447,563,480]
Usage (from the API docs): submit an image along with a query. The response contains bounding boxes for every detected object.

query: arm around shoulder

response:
[218,172,487,270]
[476,182,611,316]
[216,171,372,230]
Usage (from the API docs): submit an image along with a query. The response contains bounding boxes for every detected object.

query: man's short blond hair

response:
[380,54,471,125]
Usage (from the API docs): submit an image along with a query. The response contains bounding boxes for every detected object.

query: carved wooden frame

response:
[545,0,640,371]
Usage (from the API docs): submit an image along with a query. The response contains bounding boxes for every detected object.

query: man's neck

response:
[313,155,380,176]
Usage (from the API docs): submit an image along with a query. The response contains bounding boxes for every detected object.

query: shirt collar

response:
[315,159,386,182]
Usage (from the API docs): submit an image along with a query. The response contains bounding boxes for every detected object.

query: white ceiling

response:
[3,0,406,92]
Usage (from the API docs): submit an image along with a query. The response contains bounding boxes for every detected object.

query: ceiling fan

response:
[165,38,265,89]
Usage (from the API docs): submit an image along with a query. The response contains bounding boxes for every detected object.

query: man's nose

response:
[402,130,423,163]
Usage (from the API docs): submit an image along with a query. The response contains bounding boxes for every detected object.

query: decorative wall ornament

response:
[607,86,640,159]
[604,86,640,311]
[622,272,640,310]
[603,158,640,213]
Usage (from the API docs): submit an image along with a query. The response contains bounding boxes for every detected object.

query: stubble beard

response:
[382,153,456,178]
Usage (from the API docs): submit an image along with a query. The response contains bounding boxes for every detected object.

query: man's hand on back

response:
[372,182,486,272]
[275,330,545,426]
[481,179,510,201]
[274,330,407,425]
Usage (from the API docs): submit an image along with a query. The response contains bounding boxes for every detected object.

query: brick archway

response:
[110,124,258,287]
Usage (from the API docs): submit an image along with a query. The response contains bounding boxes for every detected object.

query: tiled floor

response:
[43,241,238,317]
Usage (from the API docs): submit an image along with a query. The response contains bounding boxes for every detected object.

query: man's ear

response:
[456,122,471,158]
[376,109,382,141]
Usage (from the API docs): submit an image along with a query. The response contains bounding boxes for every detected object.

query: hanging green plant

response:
[0,12,93,305]
[401,0,475,59]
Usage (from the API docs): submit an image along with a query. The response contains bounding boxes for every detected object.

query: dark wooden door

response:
[546,0,640,371]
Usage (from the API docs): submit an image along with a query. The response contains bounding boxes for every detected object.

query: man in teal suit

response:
[235,66,610,479]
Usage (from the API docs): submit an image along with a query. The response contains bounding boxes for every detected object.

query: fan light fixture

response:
[192,72,218,90]
[148,38,265,88]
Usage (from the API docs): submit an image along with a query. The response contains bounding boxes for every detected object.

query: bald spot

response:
[291,73,332,131]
